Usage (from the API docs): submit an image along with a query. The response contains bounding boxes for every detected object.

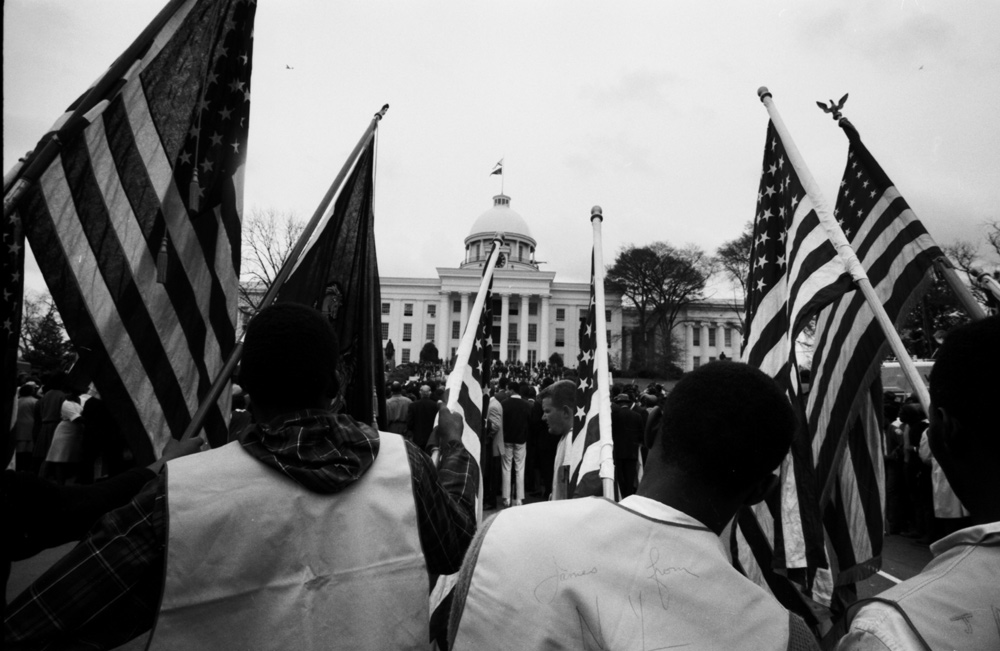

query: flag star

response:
[758,231,770,244]
[8,241,21,255]
[840,179,847,188]
[579,378,590,391]
[584,324,592,337]
[756,277,766,291]
[243,88,251,102]
[778,156,784,169]
[576,406,586,420]
[870,190,877,198]
[189,125,200,138]
[200,158,214,173]
[178,151,191,164]
[218,106,232,120]
[777,230,786,243]
[12,271,20,282]
[856,171,863,178]
[757,190,763,203]
[198,98,211,112]
[217,46,228,59]
[851,161,857,169]
[757,253,766,267]
[768,163,777,175]
[833,207,839,217]
[3,319,11,332]
[210,132,223,146]
[3,289,10,301]
[240,52,249,65]
[228,79,244,92]
[764,185,776,198]
[762,208,772,221]
[845,228,852,238]
[770,139,777,151]
[207,71,219,86]
[229,140,240,152]
[778,206,786,219]
[862,180,869,188]
[857,209,863,218]
[791,195,800,208]
[849,198,856,207]
[776,252,786,267]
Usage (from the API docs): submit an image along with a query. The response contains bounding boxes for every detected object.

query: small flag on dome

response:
[490,159,503,176]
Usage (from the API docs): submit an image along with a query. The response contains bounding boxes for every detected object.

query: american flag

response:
[429,240,496,646]
[2,180,26,460]
[552,251,606,499]
[11,0,255,459]
[807,118,941,587]
[734,121,854,618]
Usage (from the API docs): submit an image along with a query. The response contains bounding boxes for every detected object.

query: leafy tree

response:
[548,352,564,368]
[419,341,439,364]
[20,293,71,375]
[607,242,712,372]
[239,208,305,319]
[715,221,753,330]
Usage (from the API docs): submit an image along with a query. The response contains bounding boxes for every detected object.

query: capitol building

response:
[380,194,624,368]
[379,193,745,372]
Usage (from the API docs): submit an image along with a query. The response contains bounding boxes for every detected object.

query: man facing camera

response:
[449,362,818,650]
[839,315,999,651]
[5,303,478,650]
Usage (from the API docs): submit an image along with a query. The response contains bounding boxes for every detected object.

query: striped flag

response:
[429,241,496,647]
[807,118,942,586]
[2,182,26,464]
[734,120,855,618]
[11,0,255,460]
[552,250,607,499]
[275,144,387,429]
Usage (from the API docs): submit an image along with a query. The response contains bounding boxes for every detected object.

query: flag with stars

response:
[733,120,854,622]
[552,250,607,499]
[2,190,26,464]
[489,159,503,176]
[10,0,255,461]
[807,118,942,589]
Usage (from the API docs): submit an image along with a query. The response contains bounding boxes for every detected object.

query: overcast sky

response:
[5,0,999,301]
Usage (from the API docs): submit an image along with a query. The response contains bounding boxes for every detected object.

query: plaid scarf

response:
[241,409,380,494]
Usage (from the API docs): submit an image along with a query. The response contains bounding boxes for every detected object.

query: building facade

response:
[620,300,744,373]
[381,194,624,367]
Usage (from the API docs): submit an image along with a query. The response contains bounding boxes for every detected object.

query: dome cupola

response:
[462,194,539,271]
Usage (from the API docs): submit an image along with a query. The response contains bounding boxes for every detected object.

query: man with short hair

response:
[538,379,578,498]
[5,303,478,650]
[839,315,1000,651]
[385,380,412,435]
[500,383,532,507]
[449,362,818,650]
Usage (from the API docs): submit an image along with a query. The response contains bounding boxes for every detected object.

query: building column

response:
[540,295,551,364]
[499,294,510,362]
[459,291,469,340]
[685,323,694,371]
[700,322,709,364]
[517,295,530,363]
[437,292,449,359]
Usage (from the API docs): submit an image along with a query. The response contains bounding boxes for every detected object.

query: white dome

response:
[467,194,533,242]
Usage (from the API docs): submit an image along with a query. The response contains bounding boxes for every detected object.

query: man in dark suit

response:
[500,383,532,506]
[611,393,644,498]
[406,384,439,451]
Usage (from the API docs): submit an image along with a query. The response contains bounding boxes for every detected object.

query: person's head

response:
[927,315,1000,522]
[420,384,432,399]
[517,382,530,397]
[538,379,577,437]
[391,381,402,395]
[498,377,508,390]
[19,382,37,398]
[240,303,340,420]
[645,362,795,529]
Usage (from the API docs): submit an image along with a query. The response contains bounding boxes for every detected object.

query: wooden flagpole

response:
[973,267,1000,305]
[758,87,931,415]
[180,105,389,442]
[590,206,616,500]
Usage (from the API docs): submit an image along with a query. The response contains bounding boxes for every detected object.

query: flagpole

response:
[4,0,190,219]
[932,258,987,321]
[445,234,504,522]
[972,267,1000,305]
[758,87,931,414]
[180,104,389,442]
[590,206,615,500]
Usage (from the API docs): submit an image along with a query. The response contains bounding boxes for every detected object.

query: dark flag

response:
[274,145,385,428]
[11,0,255,460]
[489,159,503,176]
[807,119,942,588]
[735,120,854,618]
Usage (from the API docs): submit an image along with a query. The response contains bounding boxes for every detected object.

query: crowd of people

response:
[3,304,997,650]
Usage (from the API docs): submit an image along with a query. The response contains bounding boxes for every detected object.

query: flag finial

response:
[816,93,849,121]
[757,86,772,101]
[590,205,603,222]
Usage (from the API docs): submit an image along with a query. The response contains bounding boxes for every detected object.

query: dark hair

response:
[930,315,999,452]
[523,385,536,399]
[538,379,576,410]
[659,362,795,494]
[240,303,340,412]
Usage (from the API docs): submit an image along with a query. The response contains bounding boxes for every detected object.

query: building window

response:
[693,356,701,368]
[404,303,413,317]
[529,302,538,316]
[426,324,435,341]
[475,243,481,259]
[508,329,517,343]
[427,304,436,318]
[724,327,732,347]
[527,350,537,366]
[607,332,612,347]
[605,309,611,322]
[381,302,390,315]
[556,308,565,322]
[381,322,389,340]
[403,324,412,341]
[509,301,519,316]
[452,321,461,339]
[528,323,537,342]
[402,349,410,363]
[555,328,565,347]
[453,299,461,313]
[518,243,525,260]
[708,327,716,347]
[692,326,701,346]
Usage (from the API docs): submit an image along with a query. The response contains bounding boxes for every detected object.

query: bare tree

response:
[239,208,304,318]
[714,221,753,330]
[986,220,1000,260]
